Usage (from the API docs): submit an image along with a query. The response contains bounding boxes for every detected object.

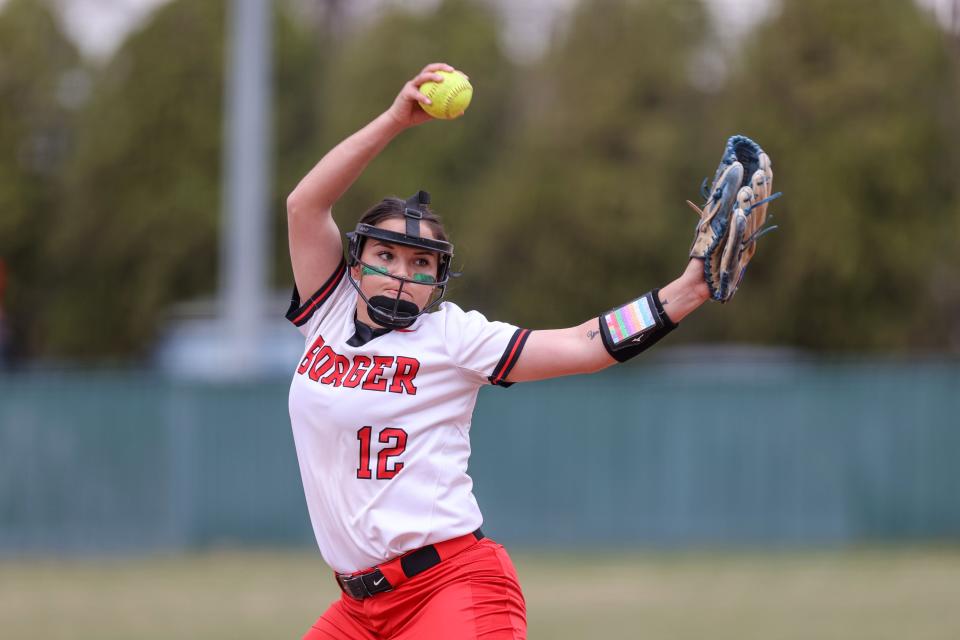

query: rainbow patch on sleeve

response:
[604,296,656,344]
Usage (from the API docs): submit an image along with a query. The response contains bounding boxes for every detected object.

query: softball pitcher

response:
[285,63,776,640]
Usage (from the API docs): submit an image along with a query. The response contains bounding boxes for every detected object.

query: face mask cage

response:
[345,238,452,328]
[345,191,456,329]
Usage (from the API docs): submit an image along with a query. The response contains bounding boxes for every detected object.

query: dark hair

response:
[358,197,449,243]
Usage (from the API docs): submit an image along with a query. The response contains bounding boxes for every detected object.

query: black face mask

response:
[344,190,457,330]
[367,295,420,329]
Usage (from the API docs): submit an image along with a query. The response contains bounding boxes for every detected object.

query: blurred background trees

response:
[0,0,80,360]
[453,0,715,327]
[1,0,958,362]
[47,0,228,358]
[41,0,324,358]
[711,0,960,351]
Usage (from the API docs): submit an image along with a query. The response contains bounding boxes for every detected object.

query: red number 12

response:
[356,426,408,480]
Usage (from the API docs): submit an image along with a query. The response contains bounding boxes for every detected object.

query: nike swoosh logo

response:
[373,577,385,586]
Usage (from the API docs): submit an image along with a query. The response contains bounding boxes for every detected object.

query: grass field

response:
[2,546,959,639]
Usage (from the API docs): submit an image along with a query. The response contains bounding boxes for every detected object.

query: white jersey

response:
[285,259,530,574]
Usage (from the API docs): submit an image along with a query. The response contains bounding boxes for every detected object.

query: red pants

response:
[303,538,526,640]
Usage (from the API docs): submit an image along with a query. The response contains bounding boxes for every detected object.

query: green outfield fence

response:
[1,357,959,555]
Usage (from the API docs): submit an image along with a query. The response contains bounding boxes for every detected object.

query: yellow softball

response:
[418,70,473,120]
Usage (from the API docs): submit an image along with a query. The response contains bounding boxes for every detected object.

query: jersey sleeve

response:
[441,302,532,388]
[285,258,353,337]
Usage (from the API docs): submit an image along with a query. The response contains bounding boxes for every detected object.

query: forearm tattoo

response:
[587,329,600,341]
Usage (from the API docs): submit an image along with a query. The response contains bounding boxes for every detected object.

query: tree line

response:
[1,0,957,362]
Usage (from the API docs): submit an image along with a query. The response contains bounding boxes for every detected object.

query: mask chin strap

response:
[367,300,418,329]
[367,277,420,329]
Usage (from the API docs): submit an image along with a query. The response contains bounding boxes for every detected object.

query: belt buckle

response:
[337,574,368,600]
[337,569,393,600]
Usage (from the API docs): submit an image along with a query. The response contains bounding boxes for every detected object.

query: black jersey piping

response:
[286,258,347,327]
[488,328,531,388]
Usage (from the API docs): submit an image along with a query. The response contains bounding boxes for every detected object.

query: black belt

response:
[336,529,485,600]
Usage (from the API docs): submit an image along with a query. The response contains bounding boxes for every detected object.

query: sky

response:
[0,0,955,62]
